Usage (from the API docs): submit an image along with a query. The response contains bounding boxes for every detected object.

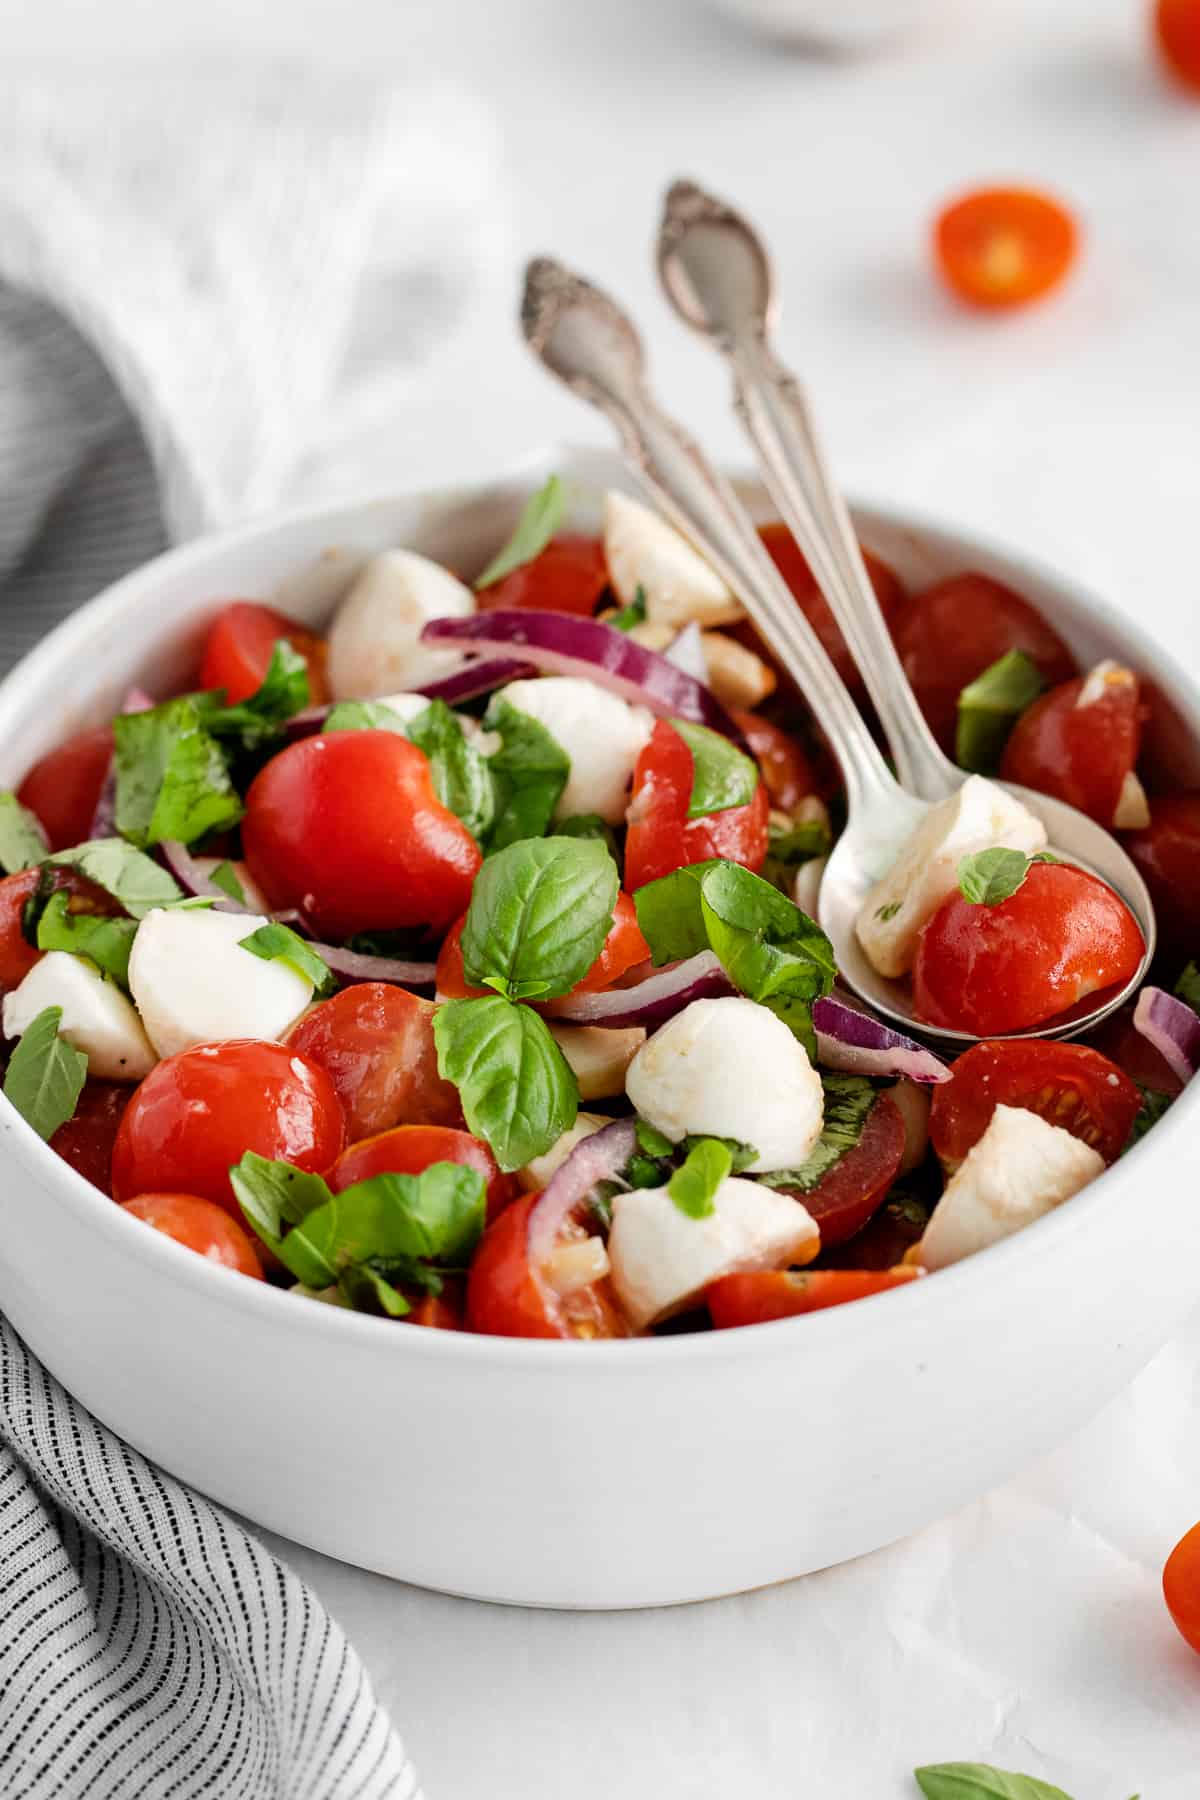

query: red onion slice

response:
[308,943,437,990]
[1132,987,1200,1087]
[527,1117,637,1273]
[159,840,259,913]
[813,995,950,1085]
[415,657,538,704]
[551,951,734,1028]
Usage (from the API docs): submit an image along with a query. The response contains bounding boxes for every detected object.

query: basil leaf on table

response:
[670,719,758,819]
[238,923,335,995]
[481,697,570,851]
[36,892,137,988]
[112,697,243,848]
[209,860,247,905]
[667,1138,731,1219]
[45,839,185,918]
[699,861,835,1052]
[460,836,619,1002]
[914,1763,1076,1800]
[323,699,409,734]
[955,648,1046,774]
[957,847,1056,907]
[0,791,48,874]
[406,699,495,843]
[2,1006,88,1140]
[759,1074,877,1193]
[433,994,578,1172]
[473,474,567,590]
[197,639,310,747]
[633,861,721,967]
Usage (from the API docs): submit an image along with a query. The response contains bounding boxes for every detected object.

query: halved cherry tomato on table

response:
[731,710,818,814]
[929,1038,1141,1173]
[751,524,905,700]
[288,983,462,1142]
[771,1092,905,1248]
[466,1191,627,1339]
[477,535,609,617]
[914,863,1145,1037]
[891,572,1075,756]
[1001,667,1145,829]
[50,1080,131,1196]
[17,724,113,851]
[199,600,329,706]
[707,1266,921,1329]
[435,892,649,1007]
[1156,0,1200,93]
[1122,791,1200,964]
[243,731,481,940]
[119,1192,264,1278]
[328,1123,515,1224]
[625,719,769,892]
[1164,1520,1200,1655]
[934,186,1079,310]
[112,1040,344,1217]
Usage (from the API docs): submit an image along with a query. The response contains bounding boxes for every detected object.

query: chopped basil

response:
[957,847,1057,907]
[875,901,902,922]
[323,699,409,733]
[406,699,495,843]
[2,1005,88,1141]
[433,994,577,1172]
[914,1764,1075,1800]
[635,1119,674,1157]
[473,474,567,590]
[460,836,619,1002]
[698,861,836,1053]
[237,923,335,995]
[197,639,311,748]
[955,648,1046,774]
[681,1133,758,1173]
[481,697,570,851]
[0,792,48,874]
[670,719,758,819]
[760,1074,877,1194]
[112,697,243,848]
[46,839,185,918]
[1175,961,1200,1014]
[209,860,246,905]
[35,893,137,988]
[626,1117,676,1188]
[633,861,721,967]
[1126,1082,1173,1149]
[229,1151,332,1250]
[554,812,623,876]
[337,1264,412,1318]
[609,585,647,632]
[667,1138,731,1219]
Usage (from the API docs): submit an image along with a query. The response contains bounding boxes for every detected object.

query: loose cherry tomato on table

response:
[477,536,609,617]
[771,1092,905,1248]
[50,1081,131,1196]
[914,863,1145,1037]
[17,724,113,851]
[199,601,329,706]
[707,1267,921,1329]
[119,1193,264,1278]
[1155,0,1200,92]
[1164,1520,1200,1655]
[112,1039,344,1217]
[328,1123,515,1224]
[1001,667,1145,829]
[929,1039,1141,1173]
[435,893,649,1007]
[466,1192,627,1339]
[1122,792,1200,964]
[288,983,462,1142]
[242,731,481,940]
[933,187,1079,310]
[751,524,905,700]
[625,719,769,892]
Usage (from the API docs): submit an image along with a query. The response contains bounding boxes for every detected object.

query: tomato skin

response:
[17,724,113,851]
[0,869,45,991]
[243,731,481,940]
[707,1267,920,1329]
[466,1192,626,1340]
[119,1193,264,1278]
[50,1081,131,1196]
[625,719,769,892]
[199,601,329,706]
[1164,1520,1200,1654]
[913,862,1145,1037]
[407,1290,465,1331]
[934,187,1079,309]
[772,1093,905,1248]
[1122,792,1200,963]
[328,1123,515,1224]
[112,1040,345,1217]
[288,983,462,1142]
[755,524,904,699]
[731,710,816,813]
[820,1194,930,1271]
[1088,1003,1184,1100]
[929,1038,1141,1173]
[435,891,648,1008]
[476,536,609,617]
[1156,0,1200,92]
[1001,671,1143,828]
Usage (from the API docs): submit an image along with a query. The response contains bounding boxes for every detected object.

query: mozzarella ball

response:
[517,1111,611,1192]
[604,491,743,631]
[327,549,474,698]
[3,952,156,1082]
[493,677,652,824]
[128,909,315,1060]
[625,996,824,1173]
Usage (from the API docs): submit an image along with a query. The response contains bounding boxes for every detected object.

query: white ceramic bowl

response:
[1,445,1198,1610]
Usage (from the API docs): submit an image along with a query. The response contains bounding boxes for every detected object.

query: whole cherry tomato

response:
[435,892,649,1006]
[466,1192,627,1339]
[934,187,1079,309]
[1156,0,1200,92]
[199,601,329,705]
[17,724,113,851]
[1001,667,1144,828]
[914,862,1145,1037]
[120,1192,264,1278]
[771,1092,905,1247]
[112,1040,344,1216]
[1122,792,1200,963]
[1164,1520,1200,1655]
[243,731,481,940]
[625,719,769,892]
[328,1123,514,1224]
[929,1039,1141,1173]
[477,536,609,617]
[891,572,1075,756]
[288,983,462,1142]
[707,1267,920,1329]
[731,710,818,814]
[50,1081,131,1196]
[754,523,905,700]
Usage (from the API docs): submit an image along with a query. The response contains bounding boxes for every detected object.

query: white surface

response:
[2,0,1200,1793]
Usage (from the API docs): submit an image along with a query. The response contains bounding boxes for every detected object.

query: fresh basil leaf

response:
[0,791,48,874]
[112,697,243,848]
[323,699,409,733]
[633,862,720,967]
[1175,961,1200,1014]
[275,1161,487,1288]
[35,892,137,988]
[955,648,1046,774]
[209,860,247,905]
[609,584,647,632]
[1126,1082,1174,1149]
[760,1074,877,1194]
[474,474,567,590]
[667,1137,731,1219]
[198,639,310,747]
[699,861,835,1052]
[481,697,569,851]
[229,1151,334,1248]
[461,836,619,1002]
[670,719,757,819]
[433,994,577,1171]
[407,699,495,843]
[2,1005,88,1141]
[635,1119,674,1158]
[762,814,833,894]
[626,1118,676,1188]
[554,812,622,875]
[875,901,902,921]
[237,923,335,995]
[914,1763,1075,1800]
[338,1263,412,1317]
[681,1133,758,1173]
[957,847,1055,907]
[45,839,184,919]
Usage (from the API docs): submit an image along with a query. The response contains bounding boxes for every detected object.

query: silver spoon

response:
[520,255,1155,1048]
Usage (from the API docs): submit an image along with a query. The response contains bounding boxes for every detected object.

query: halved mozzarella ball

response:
[494,677,653,823]
[604,491,744,630]
[918,1103,1103,1271]
[3,952,156,1082]
[856,775,1047,980]
[625,996,824,1173]
[518,1111,610,1191]
[128,909,315,1059]
[188,857,271,914]
[327,550,474,698]
[548,1024,646,1101]
[608,1176,819,1331]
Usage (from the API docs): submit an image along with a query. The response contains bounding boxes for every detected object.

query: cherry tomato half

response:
[1156,0,1200,92]
[625,719,769,892]
[707,1267,921,1329]
[466,1191,627,1340]
[199,601,329,706]
[771,1092,905,1247]
[934,186,1079,310]
[243,731,481,940]
[288,983,462,1143]
[435,892,649,1007]
[50,1080,131,1196]
[476,535,609,617]
[1123,792,1200,964]
[112,1040,344,1217]
[1164,1520,1200,1654]
[120,1193,264,1278]
[1001,668,1143,828]
[328,1123,515,1224]
[755,523,905,700]
[17,724,113,852]
[929,1039,1141,1174]
[731,710,818,814]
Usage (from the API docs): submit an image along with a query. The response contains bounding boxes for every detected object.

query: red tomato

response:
[436,894,650,1007]
[820,1194,930,1271]
[407,1290,465,1331]
[707,1267,921,1329]
[17,724,113,851]
[934,187,1079,309]
[199,601,329,706]
[771,1093,905,1247]
[288,983,462,1142]
[1000,668,1144,828]
[891,572,1075,756]
[1123,792,1200,964]
[929,1039,1141,1174]
[914,863,1144,1037]
[1164,1520,1200,1654]
[328,1123,514,1224]
[243,731,481,940]
[119,1193,264,1278]
[0,868,123,994]
[476,536,609,617]
[1156,0,1200,92]
[731,710,817,813]
[625,719,769,892]
[466,1192,627,1340]
[755,523,905,699]
[112,1040,344,1217]
[50,1081,130,1196]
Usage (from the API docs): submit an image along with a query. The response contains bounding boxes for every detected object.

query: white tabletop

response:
[4,0,1199,1792]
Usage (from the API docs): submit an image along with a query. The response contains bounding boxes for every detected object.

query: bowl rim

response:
[2,462,1196,1369]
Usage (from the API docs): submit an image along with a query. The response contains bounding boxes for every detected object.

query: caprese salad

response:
[2,476,1196,1338]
